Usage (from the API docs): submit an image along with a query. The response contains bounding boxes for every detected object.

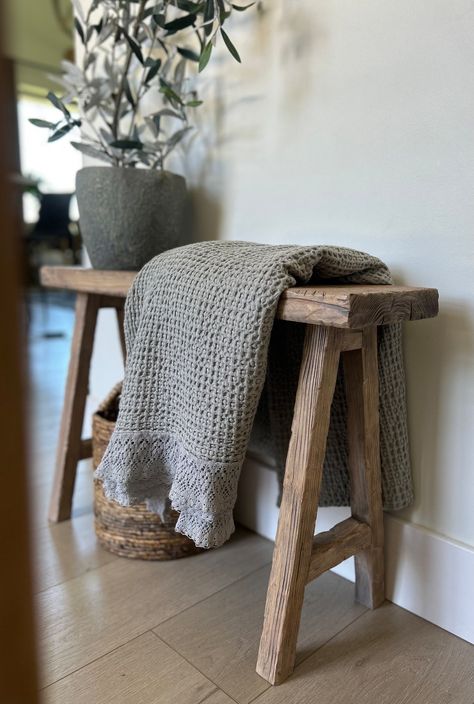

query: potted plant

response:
[31,0,254,270]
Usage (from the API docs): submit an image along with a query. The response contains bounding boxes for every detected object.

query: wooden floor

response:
[29,300,474,704]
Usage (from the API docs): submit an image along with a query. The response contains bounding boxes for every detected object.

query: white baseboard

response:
[384,514,474,644]
[235,455,474,645]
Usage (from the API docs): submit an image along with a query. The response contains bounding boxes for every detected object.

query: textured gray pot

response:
[76,166,188,270]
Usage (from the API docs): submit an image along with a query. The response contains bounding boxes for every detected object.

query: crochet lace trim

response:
[95,430,242,549]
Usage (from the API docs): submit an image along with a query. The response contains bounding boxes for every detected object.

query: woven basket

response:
[92,383,202,560]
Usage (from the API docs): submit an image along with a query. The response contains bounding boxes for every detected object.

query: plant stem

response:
[111,0,147,141]
[127,34,158,140]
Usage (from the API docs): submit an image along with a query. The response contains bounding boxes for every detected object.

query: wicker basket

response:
[92,383,201,560]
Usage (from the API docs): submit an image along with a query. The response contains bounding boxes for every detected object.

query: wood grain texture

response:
[201,693,236,704]
[253,604,474,704]
[256,326,343,685]
[42,631,221,704]
[78,438,92,460]
[340,330,363,351]
[40,266,136,298]
[40,269,439,328]
[48,293,99,522]
[32,459,95,530]
[343,327,385,608]
[307,518,372,584]
[278,285,439,327]
[0,53,39,703]
[33,512,117,594]
[156,568,366,704]
[38,529,272,687]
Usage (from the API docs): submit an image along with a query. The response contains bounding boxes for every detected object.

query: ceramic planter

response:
[76,166,188,271]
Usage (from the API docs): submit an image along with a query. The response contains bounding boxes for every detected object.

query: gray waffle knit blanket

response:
[96,241,413,548]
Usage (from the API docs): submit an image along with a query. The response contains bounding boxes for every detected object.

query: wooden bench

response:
[40,266,438,685]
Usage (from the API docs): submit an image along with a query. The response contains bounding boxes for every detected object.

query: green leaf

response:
[159,79,183,105]
[47,92,71,118]
[203,0,215,36]
[159,87,183,106]
[177,0,205,11]
[167,126,193,148]
[220,28,241,63]
[145,59,162,83]
[136,151,155,167]
[85,51,97,69]
[231,2,255,10]
[157,38,170,55]
[72,0,85,23]
[174,57,186,86]
[152,13,166,28]
[152,115,161,133]
[48,124,73,142]
[164,13,197,34]
[28,118,57,129]
[152,108,184,119]
[198,41,212,72]
[186,99,203,107]
[124,33,144,64]
[217,0,229,23]
[70,141,114,164]
[124,78,135,107]
[74,17,85,44]
[177,47,200,62]
[109,139,143,150]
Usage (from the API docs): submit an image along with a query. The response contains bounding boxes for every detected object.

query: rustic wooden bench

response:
[40,266,438,685]
[257,283,438,684]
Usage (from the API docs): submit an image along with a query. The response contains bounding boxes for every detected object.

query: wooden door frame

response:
[0,51,39,703]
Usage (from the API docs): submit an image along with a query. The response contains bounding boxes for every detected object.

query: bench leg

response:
[48,293,99,522]
[343,326,385,608]
[256,325,342,685]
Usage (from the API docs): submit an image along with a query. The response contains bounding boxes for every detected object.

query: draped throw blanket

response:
[96,241,413,548]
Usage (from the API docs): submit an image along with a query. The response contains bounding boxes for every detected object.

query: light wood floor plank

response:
[38,528,272,687]
[42,631,220,704]
[155,566,366,703]
[33,511,117,594]
[252,603,474,704]
[201,691,236,704]
[31,460,95,526]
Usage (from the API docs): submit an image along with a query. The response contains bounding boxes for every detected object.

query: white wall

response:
[176,0,474,549]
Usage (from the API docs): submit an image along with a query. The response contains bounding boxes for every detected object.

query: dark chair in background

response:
[26,193,81,284]
[25,192,81,334]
